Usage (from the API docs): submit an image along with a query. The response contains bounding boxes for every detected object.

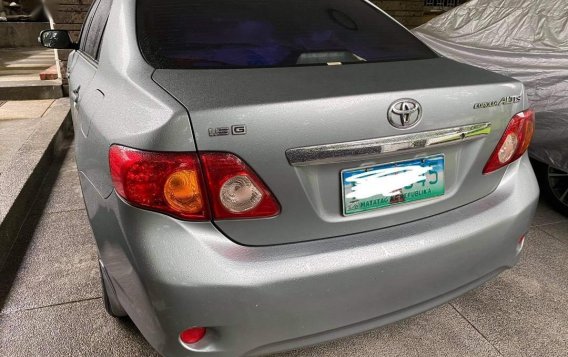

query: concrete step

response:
[0,80,63,100]
[0,69,45,76]
[0,99,56,121]
[0,98,72,270]
[0,48,55,68]
[3,63,56,69]
[0,48,61,100]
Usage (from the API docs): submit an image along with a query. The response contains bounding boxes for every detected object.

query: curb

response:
[0,98,72,271]
[0,81,64,101]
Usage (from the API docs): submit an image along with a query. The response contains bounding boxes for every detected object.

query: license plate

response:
[342,155,445,215]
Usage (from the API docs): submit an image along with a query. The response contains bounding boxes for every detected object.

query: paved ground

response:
[1,146,567,357]
[0,99,55,174]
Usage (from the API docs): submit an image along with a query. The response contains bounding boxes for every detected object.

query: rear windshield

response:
[136,0,437,69]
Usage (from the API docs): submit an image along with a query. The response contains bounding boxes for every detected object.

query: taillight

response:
[200,152,281,219]
[109,146,280,220]
[483,109,535,174]
[109,146,209,220]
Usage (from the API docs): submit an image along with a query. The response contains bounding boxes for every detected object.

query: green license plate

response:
[342,155,445,215]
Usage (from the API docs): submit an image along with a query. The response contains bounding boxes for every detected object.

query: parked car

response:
[413,0,568,216]
[40,0,539,355]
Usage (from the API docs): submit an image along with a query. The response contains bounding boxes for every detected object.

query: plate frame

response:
[340,154,446,216]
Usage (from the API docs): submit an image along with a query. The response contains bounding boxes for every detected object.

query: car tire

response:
[99,260,128,318]
[533,159,568,217]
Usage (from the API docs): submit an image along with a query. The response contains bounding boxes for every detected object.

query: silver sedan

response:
[39,0,539,355]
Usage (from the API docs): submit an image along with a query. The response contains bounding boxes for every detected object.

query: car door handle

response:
[72,85,81,103]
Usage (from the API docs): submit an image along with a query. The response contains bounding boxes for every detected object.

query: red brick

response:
[39,65,59,80]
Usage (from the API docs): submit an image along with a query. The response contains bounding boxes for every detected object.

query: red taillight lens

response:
[179,327,206,345]
[200,153,281,219]
[483,109,535,174]
[109,146,209,220]
[109,146,280,220]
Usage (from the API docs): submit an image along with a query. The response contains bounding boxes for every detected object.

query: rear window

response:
[136,0,437,69]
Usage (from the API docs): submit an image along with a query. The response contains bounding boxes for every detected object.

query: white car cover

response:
[412,0,568,171]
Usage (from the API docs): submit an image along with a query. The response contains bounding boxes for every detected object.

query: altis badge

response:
[473,95,521,109]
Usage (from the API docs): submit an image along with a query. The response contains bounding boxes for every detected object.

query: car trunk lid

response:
[153,57,526,245]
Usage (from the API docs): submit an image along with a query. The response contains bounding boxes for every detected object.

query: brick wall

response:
[371,0,425,28]
[46,0,93,85]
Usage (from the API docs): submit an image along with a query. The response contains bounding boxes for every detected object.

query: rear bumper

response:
[83,155,538,357]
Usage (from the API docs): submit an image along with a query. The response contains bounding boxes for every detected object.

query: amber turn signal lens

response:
[519,114,535,154]
[164,170,204,214]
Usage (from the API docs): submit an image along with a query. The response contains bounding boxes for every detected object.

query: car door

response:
[72,0,115,199]
[68,0,100,137]
[68,0,112,171]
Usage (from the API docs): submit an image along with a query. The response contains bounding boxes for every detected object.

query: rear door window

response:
[82,0,112,60]
[137,0,437,69]
[78,0,100,51]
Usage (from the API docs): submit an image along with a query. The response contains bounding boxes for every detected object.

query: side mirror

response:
[39,30,78,50]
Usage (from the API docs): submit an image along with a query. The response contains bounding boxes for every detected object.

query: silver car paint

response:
[80,155,538,357]
[153,61,526,246]
[70,0,539,356]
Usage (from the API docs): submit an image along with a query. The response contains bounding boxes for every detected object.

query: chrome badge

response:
[387,99,422,129]
[473,95,521,109]
[208,125,247,137]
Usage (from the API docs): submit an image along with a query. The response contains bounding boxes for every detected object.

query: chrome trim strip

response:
[286,123,491,167]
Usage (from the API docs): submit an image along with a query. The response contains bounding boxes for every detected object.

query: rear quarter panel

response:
[74,0,196,199]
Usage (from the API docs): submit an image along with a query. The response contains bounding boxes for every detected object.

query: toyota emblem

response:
[387,99,423,129]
